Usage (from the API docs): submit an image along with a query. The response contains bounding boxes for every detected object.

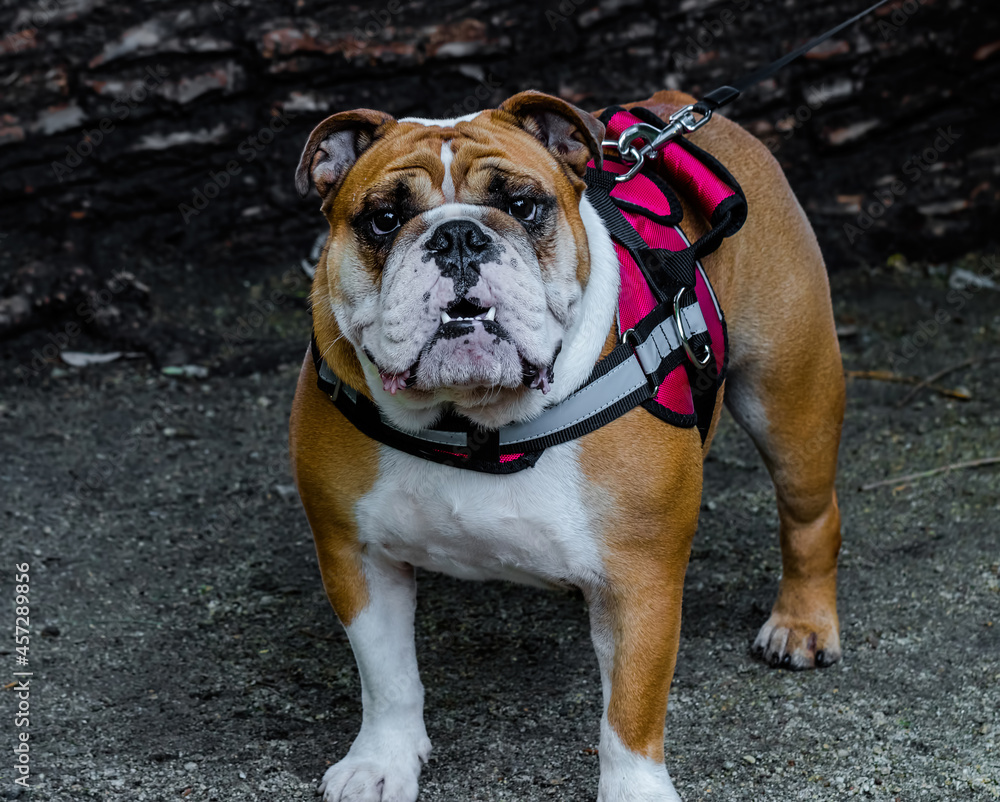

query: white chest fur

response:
[354,443,607,588]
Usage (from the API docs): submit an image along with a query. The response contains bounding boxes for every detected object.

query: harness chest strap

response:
[311,294,709,456]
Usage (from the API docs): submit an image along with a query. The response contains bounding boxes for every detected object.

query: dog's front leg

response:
[587,571,687,802]
[318,553,431,802]
[579,422,703,801]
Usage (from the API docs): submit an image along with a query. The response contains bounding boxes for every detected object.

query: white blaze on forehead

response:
[440,141,455,203]
[398,111,483,127]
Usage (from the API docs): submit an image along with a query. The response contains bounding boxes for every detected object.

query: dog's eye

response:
[508,198,536,222]
[370,210,400,236]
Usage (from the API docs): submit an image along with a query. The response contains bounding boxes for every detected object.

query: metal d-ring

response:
[601,138,645,182]
[673,288,712,369]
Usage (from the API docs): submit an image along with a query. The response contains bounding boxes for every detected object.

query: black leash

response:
[695,0,894,115]
[606,0,894,179]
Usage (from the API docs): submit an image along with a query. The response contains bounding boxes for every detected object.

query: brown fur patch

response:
[457,112,592,285]
[289,351,380,625]
[581,410,703,761]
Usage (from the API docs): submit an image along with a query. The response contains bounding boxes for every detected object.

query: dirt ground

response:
[2,257,999,801]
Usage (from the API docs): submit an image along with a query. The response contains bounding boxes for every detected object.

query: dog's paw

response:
[751,609,841,670]
[596,744,682,802]
[318,731,431,802]
[597,773,682,802]
[318,759,417,802]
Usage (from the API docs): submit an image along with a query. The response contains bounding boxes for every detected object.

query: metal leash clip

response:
[602,104,714,182]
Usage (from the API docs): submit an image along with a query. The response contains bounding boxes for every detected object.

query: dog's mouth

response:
[368,302,557,397]
[376,356,554,396]
[439,298,496,325]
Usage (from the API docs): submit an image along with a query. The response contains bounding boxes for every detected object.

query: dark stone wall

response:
[1,0,998,348]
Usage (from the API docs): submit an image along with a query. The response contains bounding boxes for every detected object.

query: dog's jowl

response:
[289,89,844,802]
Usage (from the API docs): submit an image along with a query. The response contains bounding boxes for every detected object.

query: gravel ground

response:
[2,258,999,801]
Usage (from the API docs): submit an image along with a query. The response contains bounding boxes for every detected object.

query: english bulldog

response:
[289,89,845,801]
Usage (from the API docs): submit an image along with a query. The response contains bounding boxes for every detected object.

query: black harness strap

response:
[309,284,712,471]
[584,166,676,303]
[310,337,545,473]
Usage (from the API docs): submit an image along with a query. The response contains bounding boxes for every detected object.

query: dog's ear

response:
[295,109,396,200]
[496,91,604,177]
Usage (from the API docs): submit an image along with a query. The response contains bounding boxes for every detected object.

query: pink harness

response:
[591,106,740,428]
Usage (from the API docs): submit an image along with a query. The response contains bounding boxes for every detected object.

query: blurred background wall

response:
[1,0,997,365]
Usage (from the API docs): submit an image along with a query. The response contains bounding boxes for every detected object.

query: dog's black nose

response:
[426,220,492,257]
[425,220,494,297]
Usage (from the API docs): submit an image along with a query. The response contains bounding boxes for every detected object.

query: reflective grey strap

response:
[401,425,467,447]
[318,359,353,402]
[680,300,708,336]
[500,299,705,446]
[318,299,705,452]
[500,354,650,445]
[631,299,705,379]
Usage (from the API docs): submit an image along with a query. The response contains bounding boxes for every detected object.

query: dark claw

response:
[769,652,780,667]
[815,650,826,667]
[752,643,764,658]
[781,654,791,668]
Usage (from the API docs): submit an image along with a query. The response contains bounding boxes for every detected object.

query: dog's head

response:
[297,91,606,430]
